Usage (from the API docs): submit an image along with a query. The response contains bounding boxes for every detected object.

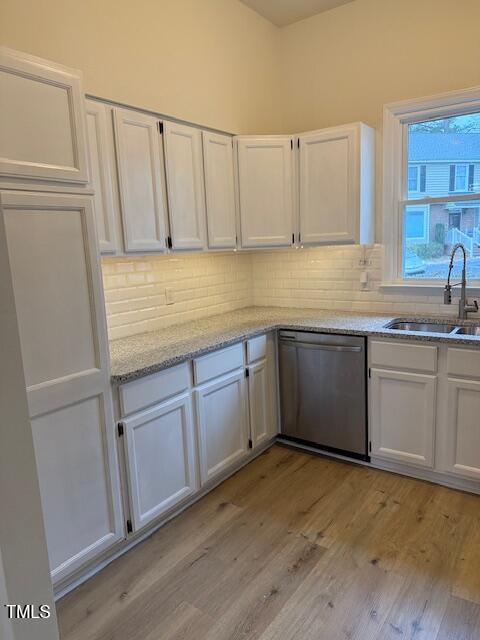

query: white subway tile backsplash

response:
[102,244,453,339]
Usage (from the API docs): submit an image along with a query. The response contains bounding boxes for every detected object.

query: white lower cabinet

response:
[195,370,249,484]
[443,377,480,481]
[122,393,198,532]
[370,368,436,468]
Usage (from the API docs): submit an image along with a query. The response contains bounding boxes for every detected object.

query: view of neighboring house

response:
[406,131,480,259]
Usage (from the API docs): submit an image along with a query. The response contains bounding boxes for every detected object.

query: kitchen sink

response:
[385,321,458,333]
[454,326,480,336]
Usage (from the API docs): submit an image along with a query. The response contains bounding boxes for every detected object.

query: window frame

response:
[382,86,480,291]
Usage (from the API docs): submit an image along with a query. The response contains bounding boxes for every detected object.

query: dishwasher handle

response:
[279,340,362,353]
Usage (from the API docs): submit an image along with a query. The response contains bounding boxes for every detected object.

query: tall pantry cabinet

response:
[0,47,123,585]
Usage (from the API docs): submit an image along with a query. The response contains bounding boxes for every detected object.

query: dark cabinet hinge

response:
[297,139,300,149]
[167,236,173,249]
[245,368,250,378]
[290,139,293,150]
[158,121,164,134]
[292,233,295,244]
[298,232,301,243]
[117,422,125,437]
[369,441,372,453]
[248,438,253,449]
[126,519,133,533]
[368,367,371,378]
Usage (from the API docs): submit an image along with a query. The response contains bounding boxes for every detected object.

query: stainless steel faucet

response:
[444,243,479,320]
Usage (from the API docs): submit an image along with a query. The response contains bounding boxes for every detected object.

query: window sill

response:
[380,281,480,296]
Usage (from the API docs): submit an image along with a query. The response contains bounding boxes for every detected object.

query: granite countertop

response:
[109,306,480,384]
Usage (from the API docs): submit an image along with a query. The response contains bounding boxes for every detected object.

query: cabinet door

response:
[196,370,249,484]
[113,108,168,252]
[202,131,236,249]
[444,378,480,480]
[0,47,89,184]
[299,126,357,245]
[0,191,123,584]
[85,100,118,253]
[122,393,198,532]
[163,122,207,250]
[236,137,294,248]
[370,368,436,468]
[248,359,272,448]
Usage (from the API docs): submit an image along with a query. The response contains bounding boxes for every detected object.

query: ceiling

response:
[239,0,356,27]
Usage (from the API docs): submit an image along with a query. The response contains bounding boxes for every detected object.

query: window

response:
[383,88,480,285]
[407,165,426,194]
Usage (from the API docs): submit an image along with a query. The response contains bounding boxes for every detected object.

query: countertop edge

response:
[110,319,480,385]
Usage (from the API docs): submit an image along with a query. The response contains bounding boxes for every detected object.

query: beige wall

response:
[0,0,281,134]
[279,0,480,133]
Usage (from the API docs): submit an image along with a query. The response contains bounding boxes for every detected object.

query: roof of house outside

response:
[409,133,480,162]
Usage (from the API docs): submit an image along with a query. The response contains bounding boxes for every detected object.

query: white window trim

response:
[382,85,480,292]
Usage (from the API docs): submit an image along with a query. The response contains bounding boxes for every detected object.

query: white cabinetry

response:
[370,368,436,468]
[202,131,237,249]
[0,47,89,186]
[246,334,278,448]
[113,108,168,253]
[0,191,123,583]
[369,340,437,469]
[122,393,198,531]
[194,345,249,483]
[438,347,480,481]
[235,136,294,248]
[163,122,207,250]
[298,123,374,245]
[85,100,118,253]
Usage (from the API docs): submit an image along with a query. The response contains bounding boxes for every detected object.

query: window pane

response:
[407,112,480,198]
[408,166,418,192]
[402,200,480,279]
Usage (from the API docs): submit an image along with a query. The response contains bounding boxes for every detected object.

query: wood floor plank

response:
[436,596,480,640]
[57,445,480,640]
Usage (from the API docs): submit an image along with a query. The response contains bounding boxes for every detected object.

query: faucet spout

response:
[444,243,478,320]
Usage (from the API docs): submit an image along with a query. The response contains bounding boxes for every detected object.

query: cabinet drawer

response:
[246,334,267,364]
[194,343,244,385]
[370,340,437,373]
[447,347,480,379]
[119,362,191,416]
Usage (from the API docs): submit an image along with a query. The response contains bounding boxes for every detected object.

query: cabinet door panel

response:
[202,131,236,249]
[299,127,357,245]
[164,122,206,250]
[86,100,118,253]
[123,394,198,531]
[0,47,89,184]
[445,378,480,480]
[196,371,249,483]
[1,191,123,583]
[370,368,436,468]
[114,108,167,252]
[236,137,294,248]
[248,359,270,448]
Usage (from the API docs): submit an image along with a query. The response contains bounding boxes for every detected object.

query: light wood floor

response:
[57,445,480,640]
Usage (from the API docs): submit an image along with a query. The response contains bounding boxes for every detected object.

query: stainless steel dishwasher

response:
[278,331,368,460]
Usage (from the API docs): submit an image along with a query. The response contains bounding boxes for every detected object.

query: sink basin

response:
[385,321,458,333]
[454,326,480,336]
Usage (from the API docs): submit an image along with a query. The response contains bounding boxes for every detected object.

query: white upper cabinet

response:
[113,108,168,253]
[0,47,89,185]
[298,123,374,246]
[202,131,237,249]
[85,100,119,253]
[236,136,294,248]
[163,122,207,250]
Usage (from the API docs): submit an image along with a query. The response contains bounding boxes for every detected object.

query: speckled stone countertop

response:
[109,306,480,384]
